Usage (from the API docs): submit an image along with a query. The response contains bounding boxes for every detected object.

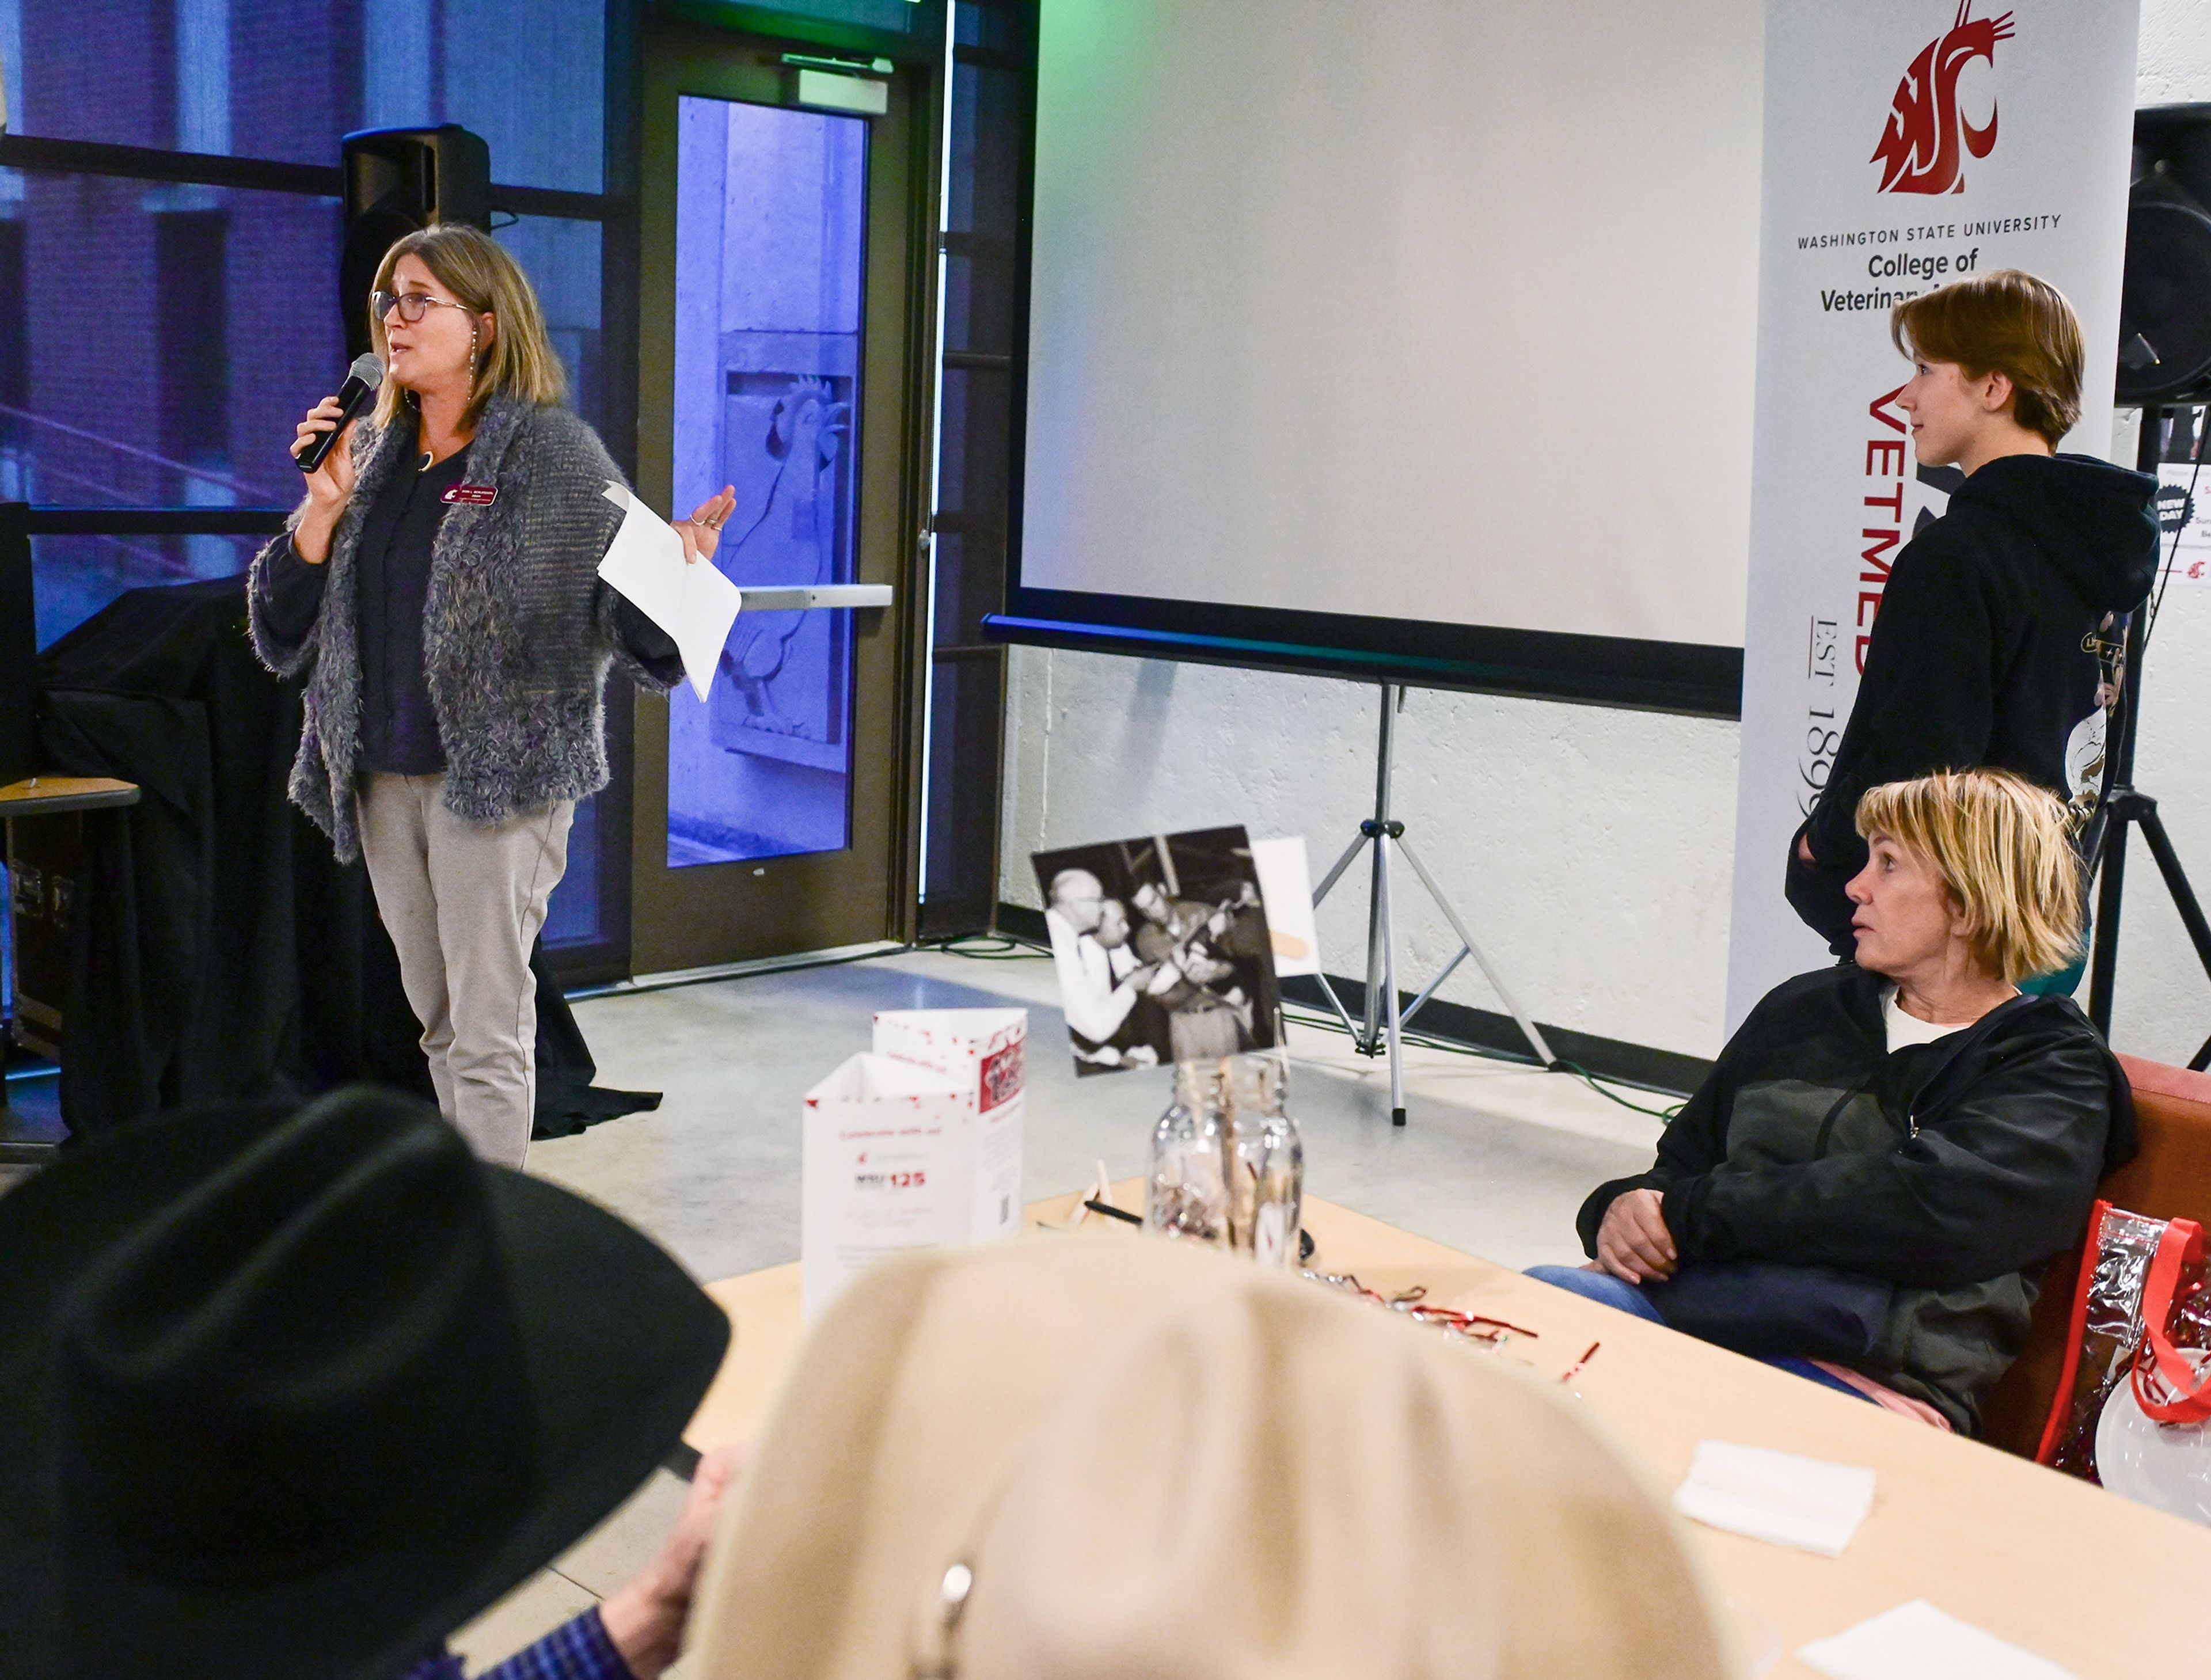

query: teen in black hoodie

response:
[1788,275,2159,955]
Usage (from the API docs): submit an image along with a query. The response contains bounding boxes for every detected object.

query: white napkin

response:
[1797,1600,2080,1680]
[1673,1440,1874,1557]
[595,483,741,703]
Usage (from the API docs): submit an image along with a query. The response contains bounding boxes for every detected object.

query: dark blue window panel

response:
[0,0,606,192]
[542,784,601,948]
[2,165,345,584]
[2,175,604,630]
[493,214,604,431]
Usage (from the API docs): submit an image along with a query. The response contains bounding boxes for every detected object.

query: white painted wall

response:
[998,0,2211,1068]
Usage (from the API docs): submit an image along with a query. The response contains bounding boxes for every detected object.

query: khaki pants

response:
[358,773,574,1168]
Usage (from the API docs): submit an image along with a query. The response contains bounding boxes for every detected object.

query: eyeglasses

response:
[372,289,474,326]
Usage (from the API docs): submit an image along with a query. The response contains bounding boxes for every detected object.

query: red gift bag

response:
[2038,1200,2211,1480]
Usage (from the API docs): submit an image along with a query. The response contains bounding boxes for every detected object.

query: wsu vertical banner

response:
[1725,0,2140,1028]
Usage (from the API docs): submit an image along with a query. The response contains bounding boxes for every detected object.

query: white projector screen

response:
[994,0,1765,713]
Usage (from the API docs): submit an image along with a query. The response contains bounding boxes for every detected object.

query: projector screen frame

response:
[975,5,1745,721]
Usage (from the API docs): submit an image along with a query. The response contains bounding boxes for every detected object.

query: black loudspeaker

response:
[339,126,493,360]
[2119,104,2211,406]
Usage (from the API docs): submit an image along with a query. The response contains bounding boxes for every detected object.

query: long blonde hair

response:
[1855,768,2084,985]
[368,224,567,429]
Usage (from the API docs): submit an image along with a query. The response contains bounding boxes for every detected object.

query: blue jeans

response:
[1525,1264,1874,1403]
[1526,1264,1664,1321]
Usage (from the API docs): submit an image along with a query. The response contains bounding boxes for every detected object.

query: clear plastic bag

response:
[2042,1205,2167,1480]
[2096,1225,2211,1524]
[2041,1203,2211,1485]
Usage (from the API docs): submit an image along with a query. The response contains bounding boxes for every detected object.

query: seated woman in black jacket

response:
[1533,767,2134,1433]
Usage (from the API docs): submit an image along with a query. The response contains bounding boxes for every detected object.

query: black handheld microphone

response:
[295,352,385,474]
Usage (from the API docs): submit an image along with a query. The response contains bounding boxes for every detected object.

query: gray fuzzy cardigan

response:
[248,396,674,862]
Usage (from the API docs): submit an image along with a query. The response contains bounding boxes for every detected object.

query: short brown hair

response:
[368,225,567,429]
[1856,767,2083,985]
[1890,269,2083,447]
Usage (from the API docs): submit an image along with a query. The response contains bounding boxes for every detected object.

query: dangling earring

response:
[468,324,479,379]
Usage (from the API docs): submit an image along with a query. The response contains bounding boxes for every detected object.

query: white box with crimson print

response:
[873,1009,1027,1244]
[799,1009,1027,1321]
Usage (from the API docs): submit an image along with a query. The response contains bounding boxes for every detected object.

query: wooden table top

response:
[687,1183,2211,1678]
[0,776,140,816]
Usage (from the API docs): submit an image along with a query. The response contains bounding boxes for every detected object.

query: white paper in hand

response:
[1796,1600,2080,1680]
[1673,1440,1874,1557]
[595,482,740,702]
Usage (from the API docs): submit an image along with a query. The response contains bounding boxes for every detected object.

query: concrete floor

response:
[457,943,1671,1671]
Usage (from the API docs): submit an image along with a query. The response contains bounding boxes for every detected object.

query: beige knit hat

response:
[686,1236,1740,1680]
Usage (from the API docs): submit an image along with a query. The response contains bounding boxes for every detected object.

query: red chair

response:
[1980,1054,2211,1457]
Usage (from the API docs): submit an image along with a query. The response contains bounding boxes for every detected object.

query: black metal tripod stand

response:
[1308,685,1559,1126]
[2086,409,2211,1070]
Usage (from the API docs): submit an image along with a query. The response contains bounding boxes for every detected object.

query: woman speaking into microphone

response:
[250,225,736,1166]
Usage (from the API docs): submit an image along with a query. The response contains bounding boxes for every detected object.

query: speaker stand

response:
[2087,406,2211,1070]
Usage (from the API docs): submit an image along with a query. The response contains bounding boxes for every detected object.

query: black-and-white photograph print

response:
[1032,826,1281,1077]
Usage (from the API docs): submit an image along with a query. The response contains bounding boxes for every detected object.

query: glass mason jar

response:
[1146,1061,1229,1246]
[1222,1052,1304,1268]
[1146,1054,1304,1265]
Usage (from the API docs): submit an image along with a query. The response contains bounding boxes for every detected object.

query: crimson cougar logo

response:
[1871,2,2015,195]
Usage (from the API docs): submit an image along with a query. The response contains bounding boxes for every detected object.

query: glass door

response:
[667,94,864,869]
[630,18,933,974]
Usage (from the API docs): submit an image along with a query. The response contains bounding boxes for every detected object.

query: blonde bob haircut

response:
[1856,767,2084,985]
[368,224,566,429]
[1890,269,2084,448]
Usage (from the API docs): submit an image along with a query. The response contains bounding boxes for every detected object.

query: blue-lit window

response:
[2,0,616,949]
[1,1,604,189]
[1,0,613,638]
[2,168,345,638]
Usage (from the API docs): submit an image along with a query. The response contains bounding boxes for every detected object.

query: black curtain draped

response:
[33,575,654,1142]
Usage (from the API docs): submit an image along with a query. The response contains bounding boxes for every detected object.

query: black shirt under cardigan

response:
[258,446,681,776]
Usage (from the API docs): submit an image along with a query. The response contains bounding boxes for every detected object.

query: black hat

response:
[0,1086,730,1680]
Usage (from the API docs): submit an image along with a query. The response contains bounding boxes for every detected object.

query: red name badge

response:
[442,484,498,506]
